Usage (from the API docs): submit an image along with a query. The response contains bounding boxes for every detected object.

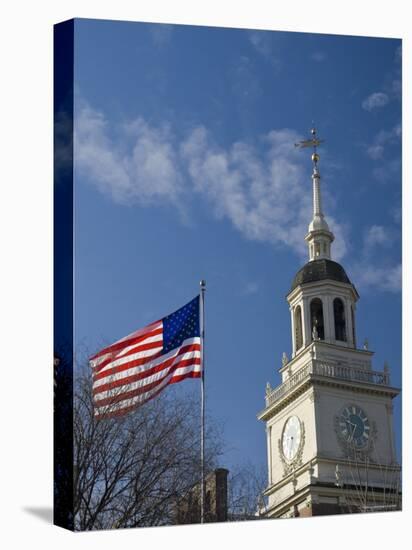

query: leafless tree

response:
[334,443,401,513]
[72,369,224,530]
[56,345,270,529]
[227,461,268,520]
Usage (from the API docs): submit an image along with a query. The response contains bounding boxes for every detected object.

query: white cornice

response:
[258,373,400,422]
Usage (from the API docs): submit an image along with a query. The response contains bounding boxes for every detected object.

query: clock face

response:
[282,416,302,461]
[338,405,370,448]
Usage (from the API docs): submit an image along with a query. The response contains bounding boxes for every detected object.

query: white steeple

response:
[296,128,334,261]
[258,126,401,520]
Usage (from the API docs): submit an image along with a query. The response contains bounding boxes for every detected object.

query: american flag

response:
[90,296,202,419]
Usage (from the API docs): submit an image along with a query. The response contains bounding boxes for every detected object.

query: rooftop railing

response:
[265,360,390,408]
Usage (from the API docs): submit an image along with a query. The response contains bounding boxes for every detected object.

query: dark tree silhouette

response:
[72,369,223,530]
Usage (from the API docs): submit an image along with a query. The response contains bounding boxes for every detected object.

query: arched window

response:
[351,306,356,348]
[310,298,324,340]
[334,298,347,341]
[294,305,303,351]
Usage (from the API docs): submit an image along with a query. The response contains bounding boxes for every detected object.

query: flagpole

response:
[200,279,206,524]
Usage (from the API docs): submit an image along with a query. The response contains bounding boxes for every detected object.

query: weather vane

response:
[294,127,325,166]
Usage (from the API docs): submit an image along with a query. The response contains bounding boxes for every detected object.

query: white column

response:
[344,297,353,347]
[290,306,296,357]
[267,426,273,485]
[303,297,311,346]
[385,403,396,464]
[324,295,334,343]
[352,303,357,348]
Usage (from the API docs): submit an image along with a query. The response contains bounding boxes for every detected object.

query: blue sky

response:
[73,19,402,470]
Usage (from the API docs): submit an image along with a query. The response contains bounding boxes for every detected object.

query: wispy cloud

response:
[363,225,391,249]
[388,44,402,100]
[75,100,183,206]
[365,123,401,185]
[351,263,401,293]
[366,144,384,160]
[75,98,402,293]
[75,98,349,261]
[248,31,281,70]
[348,223,401,293]
[362,43,401,112]
[310,51,326,62]
[242,282,259,295]
[362,92,389,111]
[181,125,347,260]
[231,56,262,101]
[79,101,412,276]
[366,123,401,160]
[148,23,174,47]
[372,158,401,183]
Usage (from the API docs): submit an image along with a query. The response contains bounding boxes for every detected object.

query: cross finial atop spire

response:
[295,127,324,162]
[295,127,325,178]
[295,127,334,262]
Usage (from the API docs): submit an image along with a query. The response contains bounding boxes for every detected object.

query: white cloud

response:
[364,225,391,248]
[352,263,401,293]
[348,223,401,294]
[366,123,401,162]
[74,101,183,206]
[74,98,401,295]
[75,98,348,261]
[362,44,401,115]
[375,123,402,144]
[362,92,389,111]
[366,144,384,160]
[181,126,347,261]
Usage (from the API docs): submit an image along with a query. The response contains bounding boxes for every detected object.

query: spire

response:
[295,128,334,261]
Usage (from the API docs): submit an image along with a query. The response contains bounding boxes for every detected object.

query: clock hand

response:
[347,421,357,440]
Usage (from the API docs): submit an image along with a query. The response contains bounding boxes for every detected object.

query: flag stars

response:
[163,297,200,353]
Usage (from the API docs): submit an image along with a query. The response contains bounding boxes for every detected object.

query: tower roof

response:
[290,258,354,292]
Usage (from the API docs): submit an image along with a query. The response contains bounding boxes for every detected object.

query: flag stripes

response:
[90,297,201,419]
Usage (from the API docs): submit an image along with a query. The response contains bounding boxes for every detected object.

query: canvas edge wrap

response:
[53,18,75,531]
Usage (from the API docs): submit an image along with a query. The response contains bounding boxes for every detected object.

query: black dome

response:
[290,259,353,292]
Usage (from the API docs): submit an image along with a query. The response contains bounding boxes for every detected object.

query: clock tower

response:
[258,130,401,518]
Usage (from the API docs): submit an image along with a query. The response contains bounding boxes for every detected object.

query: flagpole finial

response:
[200,280,206,290]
